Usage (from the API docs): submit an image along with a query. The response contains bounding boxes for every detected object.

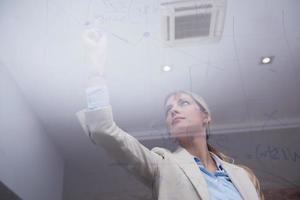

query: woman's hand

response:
[82,28,107,77]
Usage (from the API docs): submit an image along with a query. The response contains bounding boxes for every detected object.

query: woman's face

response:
[165,93,211,139]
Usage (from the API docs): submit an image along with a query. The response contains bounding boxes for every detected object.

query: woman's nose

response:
[170,106,180,116]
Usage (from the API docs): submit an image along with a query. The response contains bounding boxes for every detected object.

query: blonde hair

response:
[165,91,264,200]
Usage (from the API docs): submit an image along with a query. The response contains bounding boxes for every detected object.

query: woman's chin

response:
[171,124,204,138]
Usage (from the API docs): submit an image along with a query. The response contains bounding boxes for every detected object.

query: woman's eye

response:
[166,109,170,114]
[165,107,171,115]
[180,101,189,106]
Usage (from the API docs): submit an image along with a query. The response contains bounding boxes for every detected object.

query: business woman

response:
[77,29,264,200]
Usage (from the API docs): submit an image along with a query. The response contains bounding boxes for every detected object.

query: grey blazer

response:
[77,107,260,200]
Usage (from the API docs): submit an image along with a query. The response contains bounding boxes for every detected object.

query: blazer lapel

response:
[172,147,210,200]
[221,161,259,200]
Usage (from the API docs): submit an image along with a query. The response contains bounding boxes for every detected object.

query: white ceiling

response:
[1,0,300,199]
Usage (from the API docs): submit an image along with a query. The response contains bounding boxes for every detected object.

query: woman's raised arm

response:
[76,28,163,187]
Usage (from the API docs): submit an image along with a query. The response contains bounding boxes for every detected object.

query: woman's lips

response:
[172,117,185,125]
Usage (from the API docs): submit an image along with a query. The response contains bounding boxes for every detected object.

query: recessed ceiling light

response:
[162,65,171,72]
[261,56,274,64]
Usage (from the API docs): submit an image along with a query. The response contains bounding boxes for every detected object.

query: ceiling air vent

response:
[160,0,226,46]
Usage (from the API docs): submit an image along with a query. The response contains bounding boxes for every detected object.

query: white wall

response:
[0,66,64,200]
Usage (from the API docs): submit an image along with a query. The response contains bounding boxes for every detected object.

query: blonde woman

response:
[77,29,264,200]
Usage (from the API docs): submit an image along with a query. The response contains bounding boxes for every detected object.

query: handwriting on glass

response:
[255,144,300,162]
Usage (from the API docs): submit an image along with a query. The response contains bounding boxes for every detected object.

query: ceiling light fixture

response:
[261,56,274,64]
[162,65,172,72]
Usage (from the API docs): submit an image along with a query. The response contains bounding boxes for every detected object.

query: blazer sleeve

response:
[76,106,163,187]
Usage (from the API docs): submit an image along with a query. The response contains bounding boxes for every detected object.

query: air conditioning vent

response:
[161,0,226,46]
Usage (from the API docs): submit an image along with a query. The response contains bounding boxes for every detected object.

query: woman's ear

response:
[204,115,212,124]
